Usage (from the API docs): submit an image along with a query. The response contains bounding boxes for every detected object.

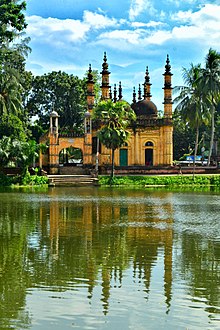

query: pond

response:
[0,186,219,329]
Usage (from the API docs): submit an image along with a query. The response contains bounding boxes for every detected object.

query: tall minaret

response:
[163,55,173,118]
[87,64,95,112]
[100,52,110,100]
[143,66,152,101]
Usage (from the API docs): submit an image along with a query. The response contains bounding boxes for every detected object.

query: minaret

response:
[163,55,173,118]
[113,84,117,103]
[143,66,152,101]
[100,52,110,100]
[48,110,60,174]
[132,87,136,103]
[138,84,142,101]
[87,64,95,112]
[118,81,123,100]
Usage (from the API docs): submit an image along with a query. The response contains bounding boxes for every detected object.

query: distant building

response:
[39,53,173,174]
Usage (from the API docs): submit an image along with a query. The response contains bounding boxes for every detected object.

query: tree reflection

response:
[0,188,219,328]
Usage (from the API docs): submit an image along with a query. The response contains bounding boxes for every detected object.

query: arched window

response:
[145,141,153,147]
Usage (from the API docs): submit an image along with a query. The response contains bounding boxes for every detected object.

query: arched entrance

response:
[59,147,83,166]
[145,141,153,166]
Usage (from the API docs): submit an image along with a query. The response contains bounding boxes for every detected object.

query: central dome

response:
[132,99,157,117]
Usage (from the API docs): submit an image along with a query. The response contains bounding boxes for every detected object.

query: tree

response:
[0,0,30,140]
[174,64,209,174]
[26,71,87,135]
[198,49,220,165]
[0,0,27,43]
[93,100,136,178]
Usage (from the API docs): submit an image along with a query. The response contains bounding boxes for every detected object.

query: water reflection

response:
[0,187,219,329]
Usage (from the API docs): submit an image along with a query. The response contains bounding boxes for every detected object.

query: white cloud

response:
[129,0,157,20]
[131,20,165,28]
[26,15,90,44]
[171,4,220,43]
[83,10,118,29]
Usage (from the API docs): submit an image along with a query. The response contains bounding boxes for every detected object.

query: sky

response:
[25,0,220,109]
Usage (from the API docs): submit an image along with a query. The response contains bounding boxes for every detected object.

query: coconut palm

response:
[198,49,220,165]
[0,66,23,117]
[93,100,136,178]
[174,64,209,175]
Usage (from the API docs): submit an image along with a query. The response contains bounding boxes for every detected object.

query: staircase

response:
[48,175,99,187]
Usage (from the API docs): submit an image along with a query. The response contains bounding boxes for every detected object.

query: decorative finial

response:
[113,84,117,103]
[132,87,136,103]
[118,81,123,100]
[87,64,94,82]
[102,51,109,73]
[109,86,112,100]
[165,55,171,74]
[138,84,142,100]
[145,66,150,83]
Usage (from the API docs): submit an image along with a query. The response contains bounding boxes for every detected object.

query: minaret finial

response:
[138,84,142,100]
[118,81,123,100]
[102,51,109,73]
[165,54,171,75]
[143,66,152,100]
[87,64,94,82]
[113,84,117,103]
[109,86,112,100]
[132,87,136,103]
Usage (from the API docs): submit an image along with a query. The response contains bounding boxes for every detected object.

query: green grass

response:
[99,175,220,187]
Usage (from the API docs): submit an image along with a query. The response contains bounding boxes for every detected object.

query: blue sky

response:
[25,0,220,109]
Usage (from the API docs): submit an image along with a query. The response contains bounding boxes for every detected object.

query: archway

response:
[59,147,83,166]
[145,141,153,166]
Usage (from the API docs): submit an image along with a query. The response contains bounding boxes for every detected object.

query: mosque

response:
[39,53,173,174]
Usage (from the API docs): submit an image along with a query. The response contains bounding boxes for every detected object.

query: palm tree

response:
[174,64,208,175]
[93,100,136,178]
[0,66,23,117]
[198,49,220,165]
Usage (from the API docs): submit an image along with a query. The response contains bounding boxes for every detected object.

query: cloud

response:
[131,20,166,28]
[26,15,90,44]
[129,0,157,20]
[171,4,220,44]
[83,10,118,29]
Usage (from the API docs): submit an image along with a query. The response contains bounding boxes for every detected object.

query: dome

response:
[50,110,59,117]
[132,99,157,117]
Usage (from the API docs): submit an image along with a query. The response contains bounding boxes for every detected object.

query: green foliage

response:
[0,136,38,175]
[99,175,220,187]
[19,172,48,186]
[26,71,87,133]
[93,100,136,177]
[0,0,27,43]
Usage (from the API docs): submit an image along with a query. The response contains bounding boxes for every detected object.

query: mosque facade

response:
[39,53,173,174]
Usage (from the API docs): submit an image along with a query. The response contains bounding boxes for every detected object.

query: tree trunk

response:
[111,148,115,178]
[208,104,215,166]
[193,126,199,179]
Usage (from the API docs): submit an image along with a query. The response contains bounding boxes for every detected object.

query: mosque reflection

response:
[39,188,174,314]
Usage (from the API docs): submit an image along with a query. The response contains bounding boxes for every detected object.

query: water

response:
[0,187,219,329]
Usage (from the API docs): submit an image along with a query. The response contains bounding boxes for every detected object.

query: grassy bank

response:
[99,174,220,187]
[0,172,49,186]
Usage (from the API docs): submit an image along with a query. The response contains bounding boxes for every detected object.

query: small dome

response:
[50,110,59,117]
[132,99,157,117]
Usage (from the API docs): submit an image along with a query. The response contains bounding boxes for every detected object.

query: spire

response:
[164,54,172,75]
[143,66,152,100]
[87,64,94,83]
[100,52,111,100]
[132,87,136,103]
[118,81,123,100]
[138,84,142,100]
[113,84,117,103]
[163,55,173,118]
[109,86,112,100]
[101,51,110,74]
